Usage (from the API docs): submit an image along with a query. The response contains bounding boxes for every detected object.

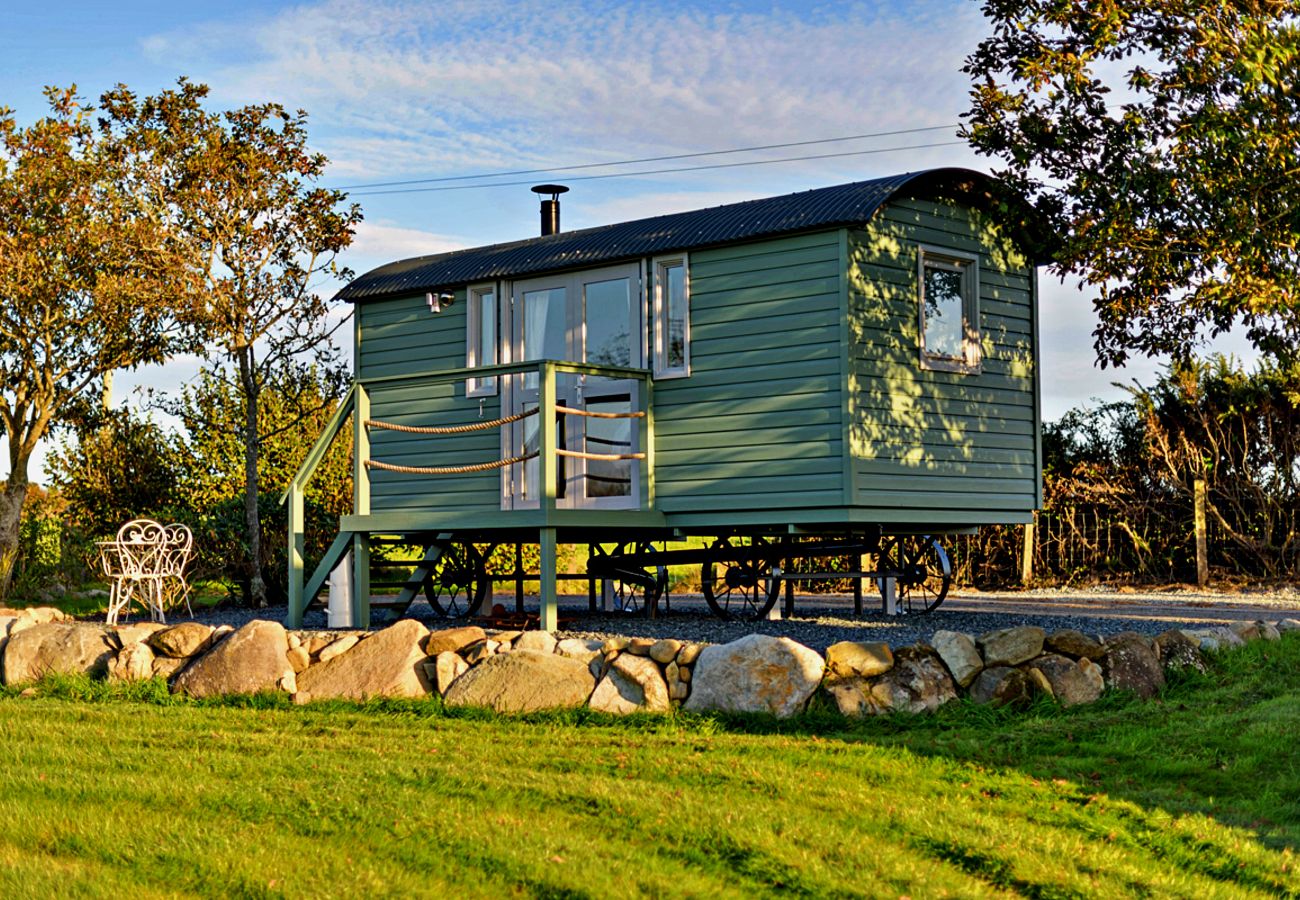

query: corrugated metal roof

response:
[338,167,998,302]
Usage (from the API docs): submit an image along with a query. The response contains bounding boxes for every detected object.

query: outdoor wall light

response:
[426,291,455,313]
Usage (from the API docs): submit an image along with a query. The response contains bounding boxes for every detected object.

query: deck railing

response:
[281,359,655,627]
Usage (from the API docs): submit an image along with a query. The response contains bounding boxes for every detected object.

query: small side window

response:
[467,283,498,396]
[652,255,689,378]
[918,247,980,374]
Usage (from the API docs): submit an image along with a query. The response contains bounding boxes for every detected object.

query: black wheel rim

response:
[591,542,666,616]
[880,536,951,614]
[425,543,488,618]
[701,536,779,621]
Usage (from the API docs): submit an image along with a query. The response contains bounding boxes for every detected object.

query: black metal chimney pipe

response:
[531,184,569,236]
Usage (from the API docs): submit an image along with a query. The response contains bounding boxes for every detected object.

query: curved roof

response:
[338,167,1019,302]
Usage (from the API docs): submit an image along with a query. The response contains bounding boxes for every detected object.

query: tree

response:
[0,87,191,598]
[168,364,352,601]
[103,81,362,606]
[1134,356,1300,577]
[964,1,1300,367]
[45,408,185,530]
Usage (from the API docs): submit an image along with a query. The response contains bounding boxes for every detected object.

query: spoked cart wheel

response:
[876,534,952,614]
[424,541,491,618]
[589,542,668,616]
[701,535,782,621]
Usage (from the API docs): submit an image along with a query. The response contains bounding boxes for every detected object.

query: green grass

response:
[4,580,229,618]
[0,639,1297,898]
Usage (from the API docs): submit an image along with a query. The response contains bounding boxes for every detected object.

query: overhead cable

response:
[347,140,967,197]
[332,124,959,191]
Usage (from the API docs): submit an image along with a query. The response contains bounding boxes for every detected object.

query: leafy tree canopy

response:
[964,0,1300,367]
[0,86,195,596]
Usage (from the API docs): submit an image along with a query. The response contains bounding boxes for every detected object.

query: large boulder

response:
[108,622,168,649]
[588,654,671,714]
[1103,632,1165,699]
[682,635,824,719]
[107,642,156,683]
[825,641,894,679]
[423,625,487,656]
[555,638,604,666]
[828,647,956,717]
[1182,626,1244,652]
[3,623,116,684]
[1025,653,1103,707]
[969,666,1035,706]
[1153,629,1208,674]
[172,620,289,698]
[930,631,983,687]
[443,650,595,713]
[296,619,431,701]
[1045,629,1106,660]
[431,651,469,696]
[1277,618,1300,634]
[977,626,1045,667]
[514,630,557,654]
[149,622,215,658]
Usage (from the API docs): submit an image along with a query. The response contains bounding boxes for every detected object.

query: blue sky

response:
[0,0,1252,481]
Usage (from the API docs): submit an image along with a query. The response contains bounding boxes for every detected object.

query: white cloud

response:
[344,219,469,264]
[140,0,986,181]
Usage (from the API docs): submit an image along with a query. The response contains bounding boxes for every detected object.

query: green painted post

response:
[539,527,558,633]
[352,384,371,628]
[352,533,371,628]
[538,362,557,516]
[286,484,305,628]
[537,362,558,630]
[642,375,655,510]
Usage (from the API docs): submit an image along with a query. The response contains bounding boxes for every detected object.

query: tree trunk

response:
[0,476,30,600]
[238,349,267,608]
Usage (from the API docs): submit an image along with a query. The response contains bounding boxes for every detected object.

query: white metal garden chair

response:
[99,519,193,624]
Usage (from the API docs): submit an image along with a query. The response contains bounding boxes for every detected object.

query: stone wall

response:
[1,606,1297,718]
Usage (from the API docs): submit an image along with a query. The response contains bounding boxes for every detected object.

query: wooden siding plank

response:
[855,458,1035,479]
[658,417,840,440]
[690,277,842,307]
[655,440,841,466]
[690,230,838,262]
[851,489,1037,511]
[689,243,840,278]
[691,259,841,294]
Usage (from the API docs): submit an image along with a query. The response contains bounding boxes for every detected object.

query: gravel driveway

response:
[184,586,1300,653]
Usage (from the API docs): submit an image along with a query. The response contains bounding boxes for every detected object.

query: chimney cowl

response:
[532,184,569,236]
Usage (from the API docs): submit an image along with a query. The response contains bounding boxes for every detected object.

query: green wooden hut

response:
[285,167,1046,628]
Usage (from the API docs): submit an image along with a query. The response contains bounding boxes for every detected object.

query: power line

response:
[347,140,967,197]
[332,124,959,191]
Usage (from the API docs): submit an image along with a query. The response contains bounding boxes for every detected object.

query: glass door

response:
[505,264,642,509]
[511,279,574,506]
[578,272,640,507]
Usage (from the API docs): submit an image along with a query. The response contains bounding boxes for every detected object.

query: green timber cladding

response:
[347,168,1043,530]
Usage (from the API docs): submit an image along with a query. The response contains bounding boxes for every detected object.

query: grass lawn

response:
[0,638,1297,898]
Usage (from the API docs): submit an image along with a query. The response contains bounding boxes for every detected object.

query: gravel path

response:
[182,588,1300,653]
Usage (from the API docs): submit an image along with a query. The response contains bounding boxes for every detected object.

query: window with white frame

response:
[918,247,980,374]
[466,283,498,396]
[652,255,689,378]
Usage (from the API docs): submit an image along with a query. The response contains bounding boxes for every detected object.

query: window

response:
[652,255,689,378]
[466,283,498,396]
[918,247,980,374]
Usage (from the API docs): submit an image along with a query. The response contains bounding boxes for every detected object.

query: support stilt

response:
[351,532,371,628]
[539,528,558,632]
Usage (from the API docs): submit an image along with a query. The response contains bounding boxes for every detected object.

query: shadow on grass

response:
[6,636,1299,854]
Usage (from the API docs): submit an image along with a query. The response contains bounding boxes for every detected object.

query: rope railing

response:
[365,401,645,474]
[365,451,540,476]
[553,405,645,420]
[556,449,647,462]
[365,406,538,435]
